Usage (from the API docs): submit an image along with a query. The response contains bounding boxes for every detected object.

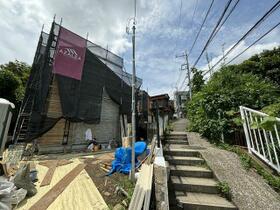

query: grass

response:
[216,143,280,193]
[217,181,231,200]
[119,177,135,202]
[107,176,135,210]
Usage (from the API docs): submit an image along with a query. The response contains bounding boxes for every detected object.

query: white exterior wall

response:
[0,99,14,156]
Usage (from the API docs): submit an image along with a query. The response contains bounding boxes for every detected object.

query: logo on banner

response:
[59,47,82,60]
[53,26,86,80]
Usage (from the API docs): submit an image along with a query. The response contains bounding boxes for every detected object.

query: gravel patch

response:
[171,119,280,209]
[187,131,280,210]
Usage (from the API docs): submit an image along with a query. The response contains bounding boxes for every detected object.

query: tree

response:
[191,68,205,94]
[0,60,31,134]
[0,60,31,87]
[236,47,280,86]
[187,67,280,142]
[0,70,21,103]
[0,60,31,103]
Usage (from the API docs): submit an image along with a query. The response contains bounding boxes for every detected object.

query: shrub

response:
[235,47,280,86]
[187,67,280,143]
[262,102,280,117]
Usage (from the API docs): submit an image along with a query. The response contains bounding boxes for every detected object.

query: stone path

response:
[169,118,280,210]
[164,119,237,209]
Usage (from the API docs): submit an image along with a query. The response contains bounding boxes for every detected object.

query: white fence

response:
[240,106,280,173]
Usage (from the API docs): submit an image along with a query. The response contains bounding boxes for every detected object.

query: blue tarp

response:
[108,141,147,175]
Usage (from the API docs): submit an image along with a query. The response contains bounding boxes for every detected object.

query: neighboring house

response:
[136,90,150,140]
[149,94,172,136]
[174,91,189,118]
[12,21,142,154]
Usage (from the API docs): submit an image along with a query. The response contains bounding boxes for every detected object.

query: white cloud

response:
[201,39,280,78]
[0,0,279,97]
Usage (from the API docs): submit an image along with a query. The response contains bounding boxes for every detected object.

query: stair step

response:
[166,156,204,165]
[171,176,219,194]
[170,165,213,178]
[175,192,237,210]
[169,131,187,136]
[164,140,188,145]
[164,149,200,157]
[165,135,188,139]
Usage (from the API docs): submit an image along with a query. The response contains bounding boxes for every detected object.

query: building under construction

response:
[13,21,142,153]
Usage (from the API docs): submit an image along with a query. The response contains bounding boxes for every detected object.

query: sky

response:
[0,0,280,98]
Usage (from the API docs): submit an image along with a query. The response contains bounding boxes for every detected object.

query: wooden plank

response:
[143,164,153,210]
[129,165,145,210]
[39,160,58,187]
[129,164,153,210]
[37,119,65,145]
[39,160,72,187]
[57,160,72,166]
[29,163,86,210]
[134,165,148,210]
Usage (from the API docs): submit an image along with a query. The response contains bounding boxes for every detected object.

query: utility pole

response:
[185,52,192,100]
[130,0,136,182]
[175,51,192,99]
[174,86,181,118]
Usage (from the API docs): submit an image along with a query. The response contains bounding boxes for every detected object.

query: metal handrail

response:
[240,106,280,121]
[240,106,280,173]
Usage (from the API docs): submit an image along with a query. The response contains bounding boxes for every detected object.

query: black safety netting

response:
[56,48,132,123]
[21,22,136,141]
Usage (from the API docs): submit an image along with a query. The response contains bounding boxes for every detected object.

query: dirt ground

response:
[82,154,134,208]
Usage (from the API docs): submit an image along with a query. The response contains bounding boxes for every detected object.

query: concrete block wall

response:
[70,89,120,146]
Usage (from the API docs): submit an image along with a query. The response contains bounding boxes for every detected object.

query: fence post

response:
[240,106,252,154]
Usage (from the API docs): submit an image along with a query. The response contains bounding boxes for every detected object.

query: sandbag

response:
[11,188,27,205]
[13,163,37,196]
[0,181,14,210]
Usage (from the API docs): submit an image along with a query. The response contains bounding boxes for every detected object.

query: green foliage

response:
[119,177,135,203]
[191,68,205,93]
[187,66,280,142]
[259,116,277,131]
[262,102,280,117]
[240,154,252,170]
[255,164,280,192]
[235,47,280,86]
[217,181,231,200]
[0,60,31,103]
[0,60,31,134]
[0,70,21,102]
[250,116,278,131]
[217,143,280,192]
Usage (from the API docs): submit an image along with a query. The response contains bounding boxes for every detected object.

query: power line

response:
[189,0,215,56]
[173,0,185,93]
[191,0,233,68]
[190,0,199,31]
[171,0,183,55]
[178,0,234,90]
[204,0,280,75]
[174,0,197,91]
[209,0,240,43]
[225,21,280,65]
[178,0,183,27]
[175,69,183,87]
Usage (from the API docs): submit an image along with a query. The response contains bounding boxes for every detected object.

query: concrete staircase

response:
[164,132,237,210]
